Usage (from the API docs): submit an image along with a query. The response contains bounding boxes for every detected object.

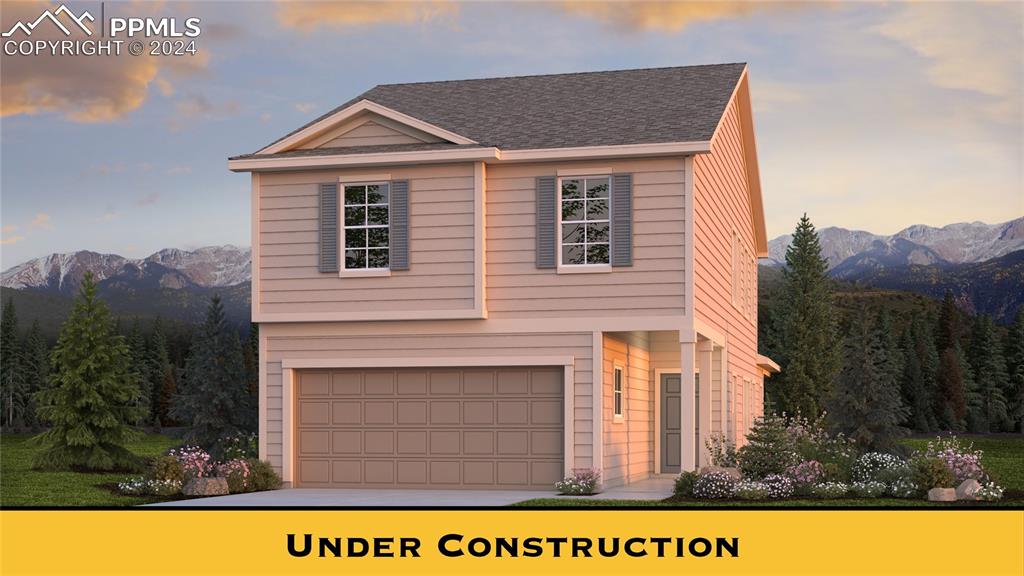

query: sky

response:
[1,0,1022,268]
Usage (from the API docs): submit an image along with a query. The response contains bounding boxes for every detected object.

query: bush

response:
[887,478,920,498]
[555,468,601,495]
[221,432,258,461]
[216,459,252,493]
[785,414,857,481]
[762,474,794,499]
[922,436,988,484]
[975,482,1004,501]
[167,445,212,480]
[785,460,825,495]
[810,482,849,499]
[693,471,737,500]
[851,452,905,483]
[911,456,955,491]
[148,455,184,484]
[850,480,887,498]
[117,476,182,496]
[246,459,283,492]
[737,414,799,480]
[705,434,738,468]
[673,471,698,498]
[734,480,770,500]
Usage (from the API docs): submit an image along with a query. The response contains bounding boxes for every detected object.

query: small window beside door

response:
[613,366,624,420]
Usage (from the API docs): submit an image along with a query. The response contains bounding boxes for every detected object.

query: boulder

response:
[955,479,982,501]
[927,487,956,502]
[183,477,230,497]
[700,466,742,481]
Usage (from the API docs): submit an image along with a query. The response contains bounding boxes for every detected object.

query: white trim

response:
[557,264,612,275]
[278,355,576,485]
[250,173,261,321]
[253,308,485,323]
[338,173,391,184]
[592,332,604,475]
[694,318,726,348]
[338,268,391,278]
[556,174,612,270]
[499,141,711,162]
[612,363,625,421]
[337,181,391,275]
[257,322,268,462]
[257,100,477,155]
[697,340,713,468]
[228,147,500,172]
[473,161,487,318]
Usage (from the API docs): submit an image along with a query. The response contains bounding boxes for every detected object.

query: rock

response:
[927,487,956,502]
[183,477,230,497]
[700,466,742,481]
[955,479,982,501]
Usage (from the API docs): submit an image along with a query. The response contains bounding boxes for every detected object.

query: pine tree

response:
[736,412,796,479]
[1005,306,1024,432]
[0,298,25,428]
[829,307,908,452]
[126,318,151,425]
[967,315,1009,432]
[172,296,253,456]
[20,319,49,429]
[899,318,933,432]
[934,291,967,430]
[147,317,173,426]
[33,274,144,470]
[243,323,259,399]
[766,214,840,417]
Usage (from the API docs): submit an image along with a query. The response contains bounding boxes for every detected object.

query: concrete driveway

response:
[145,476,675,507]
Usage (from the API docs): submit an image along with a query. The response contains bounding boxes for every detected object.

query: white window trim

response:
[556,175,612,274]
[612,364,625,422]
[339,180,391,277]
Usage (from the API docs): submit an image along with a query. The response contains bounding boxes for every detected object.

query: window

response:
[613,366,624,419]
[559,177,610,267]
[731,230,739,307]
[343,183,389,270]
[726,375,734,442]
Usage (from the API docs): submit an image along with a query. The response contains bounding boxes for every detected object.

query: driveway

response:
[145,476,675,507]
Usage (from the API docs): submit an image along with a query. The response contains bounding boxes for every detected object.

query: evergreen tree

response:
[172,296,253,456]
[934,291,967,430]
[736,412,797,479]
[766,215,840,418]
[20,319,49,429]
[1005,306,1024,432]
[0,298,25,428]
[33,274,144,470]
[829,307,908,452]
[967,315,1009,432]
[146,317,174,426]
[126,318,151,425]
[242,323,259,399]
[899,318,933,432]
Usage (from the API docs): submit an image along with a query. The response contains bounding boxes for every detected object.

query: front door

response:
[660,373,681,473]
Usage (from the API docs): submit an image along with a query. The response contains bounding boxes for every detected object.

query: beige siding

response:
[693,94,764,443]
[317,120,426,148]
[261,322,595,475]
[257,163,476,315]
[602,332,654,487]
[485,158,686,318]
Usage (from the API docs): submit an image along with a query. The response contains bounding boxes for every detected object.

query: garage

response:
[294,366,564,489]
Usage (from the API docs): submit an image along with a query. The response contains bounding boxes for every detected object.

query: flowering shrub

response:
[692,471,737,500]
[785,460,825,495]
[734,480,770,500]
[851,452,905,482]
[886,478,920,499]
[705,434,739,468]
[555,468,601,495]
[221,433,259,461]
[117,477,182,496]
[911,456,955,491]
[810,482,849,499]
[148,455,184,484]
[850,480,887,498]
[673,471,698,498]
[216,458,252,493]
[167,446,212,480]
[785,413,857,481]
[762,474,794,499]
[975,482,1004,501]
[922,437,988,484]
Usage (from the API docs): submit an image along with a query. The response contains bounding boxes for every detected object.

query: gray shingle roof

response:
[252,63,746,155]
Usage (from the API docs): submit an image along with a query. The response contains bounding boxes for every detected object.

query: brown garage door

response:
[295,366,564,489]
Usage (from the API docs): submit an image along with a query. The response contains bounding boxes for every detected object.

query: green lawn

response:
[1,433,181,507]
[516,434,1024,508]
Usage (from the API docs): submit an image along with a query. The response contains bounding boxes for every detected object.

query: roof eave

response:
[228,147,500,173]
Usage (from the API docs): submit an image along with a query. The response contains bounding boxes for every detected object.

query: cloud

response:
[168,95,240,131]
[0,1,208,122]
[138,192,161,206]
[0,235,26,245]
[29,213,51,230]
[293,102,317,114]
[2,225,18,234]
[556,0,812,32]
[276,1,458,29]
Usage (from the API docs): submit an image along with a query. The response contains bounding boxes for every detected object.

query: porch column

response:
[697,340,714,468]
[680,338,697,471]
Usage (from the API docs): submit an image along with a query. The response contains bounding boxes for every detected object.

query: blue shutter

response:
[389,180,409,270]
[536,176,557,268]
[611,173,633,267]
[318,183,338,273]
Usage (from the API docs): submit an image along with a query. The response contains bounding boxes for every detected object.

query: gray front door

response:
[660,373,681,473]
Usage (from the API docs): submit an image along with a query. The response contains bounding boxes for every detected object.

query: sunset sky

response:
[1,0,1021,267]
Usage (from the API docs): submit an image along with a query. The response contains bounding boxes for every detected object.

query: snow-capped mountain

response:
[1,245,251,293]
[766,217,1024,269]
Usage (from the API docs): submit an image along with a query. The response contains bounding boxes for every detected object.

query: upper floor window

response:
[613,366,624,419]
[559,177,610,267]
[343,183,389,270]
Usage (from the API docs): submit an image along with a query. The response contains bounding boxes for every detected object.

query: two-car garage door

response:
[295,366,564,489]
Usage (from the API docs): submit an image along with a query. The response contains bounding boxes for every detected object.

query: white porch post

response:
[697,340,714,468]
[680,338,697,472]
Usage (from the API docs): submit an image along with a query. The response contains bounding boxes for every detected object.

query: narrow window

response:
[560,177,610,266]
[613,366,624,418]
[731,230,739,307]
[343,183,389,270]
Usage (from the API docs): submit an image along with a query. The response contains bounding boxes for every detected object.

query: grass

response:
[516,434,1024,508]
[1,433,181,507]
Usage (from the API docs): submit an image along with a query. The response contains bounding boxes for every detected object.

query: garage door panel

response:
[296,366,563,489]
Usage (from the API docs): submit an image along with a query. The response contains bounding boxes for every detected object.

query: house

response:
[228,63,779,490]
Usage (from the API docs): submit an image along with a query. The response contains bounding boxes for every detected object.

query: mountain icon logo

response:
[2,3,94,37]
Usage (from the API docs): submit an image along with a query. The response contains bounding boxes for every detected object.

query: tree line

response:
[1,274,259,469]
[761,215,1024,452]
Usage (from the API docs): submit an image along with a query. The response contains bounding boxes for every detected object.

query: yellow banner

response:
[2,510,1021,575]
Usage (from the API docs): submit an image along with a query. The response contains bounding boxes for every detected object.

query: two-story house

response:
[229,63,779,490]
